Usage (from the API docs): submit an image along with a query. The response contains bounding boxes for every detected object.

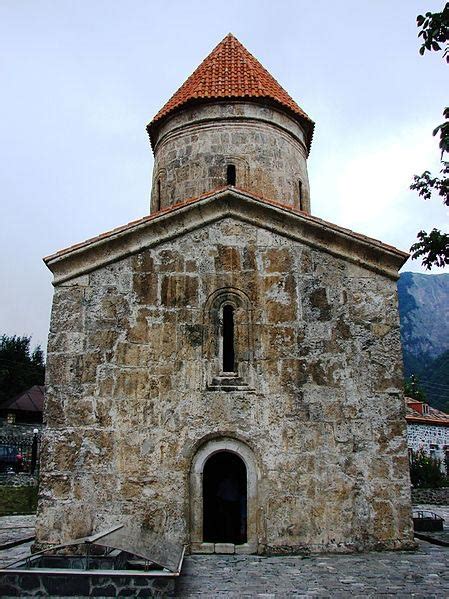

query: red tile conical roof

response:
[148,34,314,152]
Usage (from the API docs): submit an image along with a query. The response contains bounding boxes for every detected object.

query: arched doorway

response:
[190,437,259,553]
[203,451,247,544]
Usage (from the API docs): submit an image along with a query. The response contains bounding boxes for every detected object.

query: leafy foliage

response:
[409,448,448,488]
[411,156,449,201]
[0,335,45,405]
[417,3,449,61]
[410,228,449,269]
[404,374,427,402]
[411,5,449,269]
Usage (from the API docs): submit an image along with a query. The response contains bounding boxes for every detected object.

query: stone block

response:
[157,249,184,272]
[242,245,257,270]
[214,543,235,554]
[214,245,241,271]
[127,311,150,343]
[133,252,155,273]
[132,272,158,305]
[264,275,297,323]
[161,274,198,307]
[192,542,215,554]
[262,248,293,273]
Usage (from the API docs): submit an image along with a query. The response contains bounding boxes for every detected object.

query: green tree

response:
[404,374,427,402]
[410,3,449,269]
[0,335,45,405]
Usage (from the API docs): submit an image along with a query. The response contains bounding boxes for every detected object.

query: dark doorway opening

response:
[203,451,247,544]
[222,305,235,372]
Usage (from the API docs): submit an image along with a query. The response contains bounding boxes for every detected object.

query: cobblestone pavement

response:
[0,515,35,548]
[416,530,449,545]
[0,540,33,568]
[0,516,35,568]
[174,541,449,598]
[1,513,449,597]
[0,515,36,529]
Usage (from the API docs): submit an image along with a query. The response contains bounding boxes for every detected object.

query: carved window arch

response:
[203,288,253,390]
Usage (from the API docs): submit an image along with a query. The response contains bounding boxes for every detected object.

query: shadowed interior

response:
[203,451,247,544]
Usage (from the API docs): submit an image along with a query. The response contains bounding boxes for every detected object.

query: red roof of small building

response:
[148,33,314,152]
[1,385,45,413]
[405,398,449,427]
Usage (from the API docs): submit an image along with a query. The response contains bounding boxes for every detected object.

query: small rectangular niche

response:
[227,164,236,186]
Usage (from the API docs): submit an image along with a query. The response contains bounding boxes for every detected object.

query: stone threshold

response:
[192,542,255,555]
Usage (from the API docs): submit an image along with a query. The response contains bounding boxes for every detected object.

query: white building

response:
[406,398,449,472]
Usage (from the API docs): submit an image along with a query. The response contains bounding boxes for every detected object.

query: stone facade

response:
[407,422,449,468]
[0,474,38,488]
[37,212,414,554]
[150,102,311,214]
[0,572,175,597]
[411,487,449,505]
[37,34,414,555]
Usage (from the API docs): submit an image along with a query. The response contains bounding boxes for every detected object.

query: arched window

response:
[298,179,303,211]
[222,305,235,373]
[203,288,253,389]
[227,164,236,186]
[157,179,161,211]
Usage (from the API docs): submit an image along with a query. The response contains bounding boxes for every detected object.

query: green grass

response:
[0,485,38,516]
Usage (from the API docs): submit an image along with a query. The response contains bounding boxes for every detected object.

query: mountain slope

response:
[420,350,449,411]
[398,272,449,359]
[398,272,449,410]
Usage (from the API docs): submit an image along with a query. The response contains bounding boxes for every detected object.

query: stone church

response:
[37,34,414,554]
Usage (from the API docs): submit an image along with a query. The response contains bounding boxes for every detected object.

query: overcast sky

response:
[1,0,447,351]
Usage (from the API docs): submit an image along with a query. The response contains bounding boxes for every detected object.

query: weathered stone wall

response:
[37,218,413,553]
[0,572,175,597]
[0,423,43,436]
[411,487,449,505]
[151,102,311,213]
[0,474,38,488]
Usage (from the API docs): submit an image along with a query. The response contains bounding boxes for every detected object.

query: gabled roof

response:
[405,398,449,427]
[1,385,45,413]
[44,187,408,285]
[147,33,314,152]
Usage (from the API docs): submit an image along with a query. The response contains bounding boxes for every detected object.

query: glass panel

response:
[94,524,183,573]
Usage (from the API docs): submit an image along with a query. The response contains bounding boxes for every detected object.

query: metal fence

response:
[0,433,41,475]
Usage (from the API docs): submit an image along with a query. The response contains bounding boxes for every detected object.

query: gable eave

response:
[44,188,409,285]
